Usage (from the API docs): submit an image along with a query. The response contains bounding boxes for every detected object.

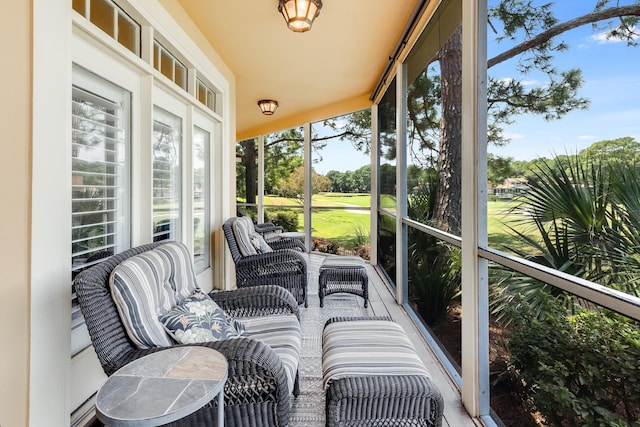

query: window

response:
[154,40,188,91]
[193,126,210,273]
[152,107,182,242]
[310,110,372,258]
[71,65,131,354]
[72,0,140,56]
[197,79,217,112]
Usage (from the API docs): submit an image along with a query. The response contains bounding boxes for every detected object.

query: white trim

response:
[303,123,312,252]
[370,103,379,266]
[31,1,73,424]
[461,0,489,417]
[395,64,408,304]
[192,109,219,290]
[258,135,265,222]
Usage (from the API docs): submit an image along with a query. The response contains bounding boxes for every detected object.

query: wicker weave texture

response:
[322,317,444,427]
[319,257,369,308]
[73,241,298,427]
[223,217,308,307]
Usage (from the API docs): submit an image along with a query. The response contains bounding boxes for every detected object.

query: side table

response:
[96,346,228,427]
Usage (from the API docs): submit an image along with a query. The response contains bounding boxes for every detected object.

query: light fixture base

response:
[258,99,279,115]
[278,0,322,33]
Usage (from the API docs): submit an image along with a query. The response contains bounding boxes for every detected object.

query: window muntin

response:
[197,79,217,113]
[72,0,140,56]
[71,66,131,354]
[154,40,188,91]
[193,126,210,273]
[152,106,182,243]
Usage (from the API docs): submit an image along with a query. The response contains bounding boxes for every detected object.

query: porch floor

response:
[291,252,478,427]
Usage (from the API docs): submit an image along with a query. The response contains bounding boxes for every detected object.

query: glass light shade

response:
[278,0,322,33]
[258,100,279,115]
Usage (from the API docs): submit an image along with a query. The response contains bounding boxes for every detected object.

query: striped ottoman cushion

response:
[240,313,301,394]
[322,318,430,389]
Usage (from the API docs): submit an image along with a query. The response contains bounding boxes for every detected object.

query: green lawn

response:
[260,194,540,254]
[487,199,540,254]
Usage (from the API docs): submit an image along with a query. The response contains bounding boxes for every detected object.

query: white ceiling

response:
[175,0,420,139]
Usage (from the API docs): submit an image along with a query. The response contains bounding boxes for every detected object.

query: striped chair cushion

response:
[322,319,431,389]
[232,216,259,256]
[240,314,301,394]
[233,216,273,256]
[110,242,198,349]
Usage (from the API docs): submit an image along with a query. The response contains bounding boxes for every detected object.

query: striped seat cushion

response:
[239,314,301,394]
[322,319,430,389]
[110,242,198,349]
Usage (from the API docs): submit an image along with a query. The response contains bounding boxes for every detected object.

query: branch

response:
[265,130,361,148]
[488,5,640,68]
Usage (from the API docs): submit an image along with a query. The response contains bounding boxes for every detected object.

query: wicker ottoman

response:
[319,255,369,308]
[322,317,444,427]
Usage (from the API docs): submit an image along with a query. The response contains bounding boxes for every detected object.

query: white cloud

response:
[577,135,597,141]
[590,27,639,44]
[503,132,525,140]
[496,77,538,87]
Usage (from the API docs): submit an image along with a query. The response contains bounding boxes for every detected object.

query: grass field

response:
[259,193,540,254]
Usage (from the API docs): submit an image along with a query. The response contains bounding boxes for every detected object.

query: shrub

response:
[265,209,298,231]
[408,241,461,325]
[508,301,640,427]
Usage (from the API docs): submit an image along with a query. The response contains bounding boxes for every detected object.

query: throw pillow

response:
[159,289,245,344]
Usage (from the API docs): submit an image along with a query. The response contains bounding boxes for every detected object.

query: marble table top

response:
[96,346,228,427]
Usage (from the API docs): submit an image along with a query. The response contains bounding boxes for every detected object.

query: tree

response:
[276,167,331,199]
[487,153,515,186]
[578,136,640,167]
[414,0,640,233]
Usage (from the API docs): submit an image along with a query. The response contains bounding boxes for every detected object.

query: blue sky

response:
[312,1,640,174]
[488,0,640,161]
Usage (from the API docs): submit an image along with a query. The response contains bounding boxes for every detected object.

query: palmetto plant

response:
[490,154,640,324]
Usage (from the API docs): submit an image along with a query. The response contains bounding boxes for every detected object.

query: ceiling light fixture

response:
[258,99,279,115]
[278,0,322,33]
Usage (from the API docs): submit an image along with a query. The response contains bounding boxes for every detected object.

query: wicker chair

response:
[236,206,295,244]
[223,217,308,307]
[74,241,300,427]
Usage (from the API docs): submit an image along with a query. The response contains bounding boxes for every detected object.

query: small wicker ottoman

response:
[322,317,444,427]
[319,255,369,308]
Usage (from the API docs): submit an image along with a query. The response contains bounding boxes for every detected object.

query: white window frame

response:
[151,101,184,244]
[71,64,132,355]
[191,110,217,275]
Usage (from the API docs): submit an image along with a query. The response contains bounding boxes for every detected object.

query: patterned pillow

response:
[159,289,245,344]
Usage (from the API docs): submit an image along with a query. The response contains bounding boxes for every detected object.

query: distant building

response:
[494,177,529,199]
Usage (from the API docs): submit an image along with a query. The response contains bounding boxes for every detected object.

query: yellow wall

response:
[0,2,31,426]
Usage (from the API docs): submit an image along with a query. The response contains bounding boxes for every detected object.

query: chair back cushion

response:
[232,216,273,256]
[109,242,198,349]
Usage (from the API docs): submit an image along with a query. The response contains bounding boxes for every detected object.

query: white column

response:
[396,63,408,304]
[258,134,265,222]
[461,0,490,418]
[370,104,379,266]
[303,123,312,252]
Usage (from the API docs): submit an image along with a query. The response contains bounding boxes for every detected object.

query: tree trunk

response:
[244,139,257,204]
[434,26,462,235]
